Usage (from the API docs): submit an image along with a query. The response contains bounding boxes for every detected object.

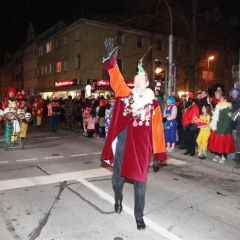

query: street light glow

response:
[208,56,214,61]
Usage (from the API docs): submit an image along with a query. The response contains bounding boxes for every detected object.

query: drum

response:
[16,109,25,120]
[0,109,4,122]
[3,107,16,120]
[24,112,32,122]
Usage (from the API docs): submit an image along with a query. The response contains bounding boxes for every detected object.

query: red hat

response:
[188,92,195,99]
[7,87,17,96]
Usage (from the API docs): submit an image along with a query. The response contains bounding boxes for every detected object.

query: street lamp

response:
[207,56,214,89]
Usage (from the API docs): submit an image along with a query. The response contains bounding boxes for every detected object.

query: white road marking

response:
[0,168,112,191]
[16,158,37,162]
[43,156,64,160]
[0,167,182,240]
[0,161,9,164]
[70,154,88,157]
[77,176,182,240]
[92,152,101,155]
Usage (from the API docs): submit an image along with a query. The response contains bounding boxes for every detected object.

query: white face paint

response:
[134,74,149,95]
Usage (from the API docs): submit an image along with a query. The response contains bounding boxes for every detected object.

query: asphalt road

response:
[0,120,240,240]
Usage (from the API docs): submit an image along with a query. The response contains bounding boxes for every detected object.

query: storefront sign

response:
[96,80,109,86]
[55,79,77,87]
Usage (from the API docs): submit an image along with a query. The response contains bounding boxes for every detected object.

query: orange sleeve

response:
[152,105,167,155]
[108,65,131,97]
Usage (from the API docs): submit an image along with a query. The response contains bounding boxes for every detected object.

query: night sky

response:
[0,0,240,65]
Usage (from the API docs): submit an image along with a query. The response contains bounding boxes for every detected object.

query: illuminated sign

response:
[96,80,110,86]
[126,81,134,87]
[55,79,77,87]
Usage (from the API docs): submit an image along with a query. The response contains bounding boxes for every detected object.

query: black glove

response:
[153,161,161,173]
[103,38,119,63]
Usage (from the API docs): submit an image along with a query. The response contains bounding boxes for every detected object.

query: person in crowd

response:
[227,87,240,160]
[198,90,212,112]
[105,98,115,138]
[82,99,93,137]
[47,95,61,133]
[98,97,110,139]
[100,38,167,230]
[211,89,223,109]
[163,96,178,153]
[209,93,235,163]
[85,107,97,138]
[196,105,212,159]
[64,95,78,131]
[35,94,45,127]
[182,92,200,156]
[155,89,165,114]
[176,94,187,149]
[91,99,100,138]
[231,106,240,168]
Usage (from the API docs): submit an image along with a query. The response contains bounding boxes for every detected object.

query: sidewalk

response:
[168,145,240,175]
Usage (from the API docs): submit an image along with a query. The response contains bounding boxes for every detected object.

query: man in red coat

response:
[100,38,167,230]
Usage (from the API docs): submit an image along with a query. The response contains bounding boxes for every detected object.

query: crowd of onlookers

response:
[155,84,240,166]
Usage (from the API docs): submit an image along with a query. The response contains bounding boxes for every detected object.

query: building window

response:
[34,68,37,79]
[38,46,43,56]
[30,69,33,79]
[45,65,48,75]
[56,39,61,49]
[34,49,37,59]
[157,39,165,51]
[56,61,62,73]
[63,35,67,45]
[75,55,81,69]
[46,41,52,53]
[63,60,68,71]
[117,32,124,44]
[49,63,52,74]
[41,66,44,76]
[137,36,143,48]
[76,29,81,40]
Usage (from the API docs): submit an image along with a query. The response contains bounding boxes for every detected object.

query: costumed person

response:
[196,104,212,159]
[47,95,61,133]
[231,106,240,168]
[181,93,200,156]
[35,94,45,127]
[15,91,29,139]
[100,38,167,230]
[28,95,38,127]
[2,88,21,142]
[209,93,235,163]
[163,96,178,153]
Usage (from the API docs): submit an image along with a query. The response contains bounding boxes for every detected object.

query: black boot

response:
[114,196,123,213]
[136,218,146,230]
[184,147,190,155]
[235,153,240,168]
[190,146,195,156]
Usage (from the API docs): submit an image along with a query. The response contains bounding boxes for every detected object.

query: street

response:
[0,122,240,240]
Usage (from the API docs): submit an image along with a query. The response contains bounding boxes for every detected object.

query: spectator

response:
[163,96,178,152]
[209,93,235,163]
[196,105,212,159]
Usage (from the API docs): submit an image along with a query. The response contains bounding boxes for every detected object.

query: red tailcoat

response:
[100,62,167,182]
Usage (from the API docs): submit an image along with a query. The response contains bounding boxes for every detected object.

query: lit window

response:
[56,61,62,73]
[46,41,52,53]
